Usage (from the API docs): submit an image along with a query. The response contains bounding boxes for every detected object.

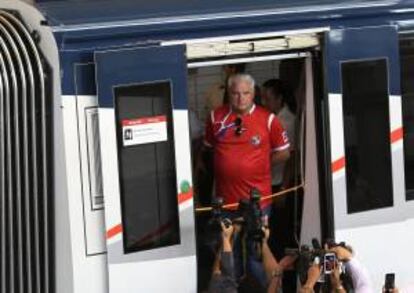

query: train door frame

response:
[184,50,327,290]
[169,27,332,250]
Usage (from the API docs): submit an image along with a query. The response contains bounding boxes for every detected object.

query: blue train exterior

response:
[1,0,414,292]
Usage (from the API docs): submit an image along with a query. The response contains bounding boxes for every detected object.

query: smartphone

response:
[323,253,336,274]
[384,273,395,292]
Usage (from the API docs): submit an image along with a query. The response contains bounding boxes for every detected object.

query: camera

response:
[286,241,324,284]
[237,188,264,243]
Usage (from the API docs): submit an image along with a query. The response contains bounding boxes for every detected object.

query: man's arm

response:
[269,114,290,166]
[261,226,284,293]
[299,264,322,293]
[271,148,290,166]
[262,229,279,279]
[220,221,235,278]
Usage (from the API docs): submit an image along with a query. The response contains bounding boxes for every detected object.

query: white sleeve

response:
[345,258,374,293]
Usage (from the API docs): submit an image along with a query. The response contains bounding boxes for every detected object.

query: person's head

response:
[262,79,284,114]
[227,74,255,115]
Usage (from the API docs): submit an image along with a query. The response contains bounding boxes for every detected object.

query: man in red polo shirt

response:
[204,73,290,211]
[203,73,290,287]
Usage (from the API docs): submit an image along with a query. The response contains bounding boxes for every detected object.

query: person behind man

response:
[203,73,290,285]
[261,79,298,281]
[262,79,296,191]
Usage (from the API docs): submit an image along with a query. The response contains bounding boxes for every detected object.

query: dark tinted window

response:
[399,38,414,201]
[115,81,180,253]
[341,59,393,213]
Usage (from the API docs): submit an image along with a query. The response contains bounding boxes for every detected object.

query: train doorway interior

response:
[177,30,328,290]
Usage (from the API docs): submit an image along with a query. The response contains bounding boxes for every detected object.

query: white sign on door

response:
[122,115,168,146]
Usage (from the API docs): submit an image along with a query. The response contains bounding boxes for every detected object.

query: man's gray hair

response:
[227,73,255,91]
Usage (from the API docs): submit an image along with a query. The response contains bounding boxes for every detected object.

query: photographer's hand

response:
[330,261,345,293]
[279,254,297,271]
[221,220,234,252]
[300,263,322,293]
[260,221,282,284]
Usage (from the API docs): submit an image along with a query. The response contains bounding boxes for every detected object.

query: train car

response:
[1,0,414,292]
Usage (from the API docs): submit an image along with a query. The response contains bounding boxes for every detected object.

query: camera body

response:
[237,188,264,243]
[288,244,324,283]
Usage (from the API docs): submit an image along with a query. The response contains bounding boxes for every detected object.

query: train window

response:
[399,38,414,201]
[114,81,180,254]
[341,59,393,213]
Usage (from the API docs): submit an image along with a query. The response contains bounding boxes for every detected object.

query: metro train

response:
[1,0,414,292]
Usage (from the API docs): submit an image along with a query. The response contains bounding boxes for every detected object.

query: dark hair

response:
[262,79,296,113]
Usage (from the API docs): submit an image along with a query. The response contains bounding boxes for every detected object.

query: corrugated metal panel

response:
[0,10,52,293]
[85,107,104,209]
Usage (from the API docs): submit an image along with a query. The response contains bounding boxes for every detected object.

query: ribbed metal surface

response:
[85,108,104,209]
[0,10,52,293]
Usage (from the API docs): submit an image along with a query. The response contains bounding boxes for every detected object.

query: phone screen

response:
[385,273,395,291]
[324,253,336,274]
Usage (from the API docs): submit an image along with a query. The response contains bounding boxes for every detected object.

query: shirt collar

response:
[230,103,256,116]
[248,104,256,115]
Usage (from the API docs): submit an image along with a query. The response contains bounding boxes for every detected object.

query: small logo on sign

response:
[124,128,133,140]
[250,135,261,146]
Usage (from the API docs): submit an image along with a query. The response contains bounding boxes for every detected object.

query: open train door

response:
[326,26,407,289]
[95,45,196,292]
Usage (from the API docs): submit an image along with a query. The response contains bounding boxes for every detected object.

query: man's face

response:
[229,80,254,114]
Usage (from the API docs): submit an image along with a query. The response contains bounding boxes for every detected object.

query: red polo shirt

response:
[204,104,289,209]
